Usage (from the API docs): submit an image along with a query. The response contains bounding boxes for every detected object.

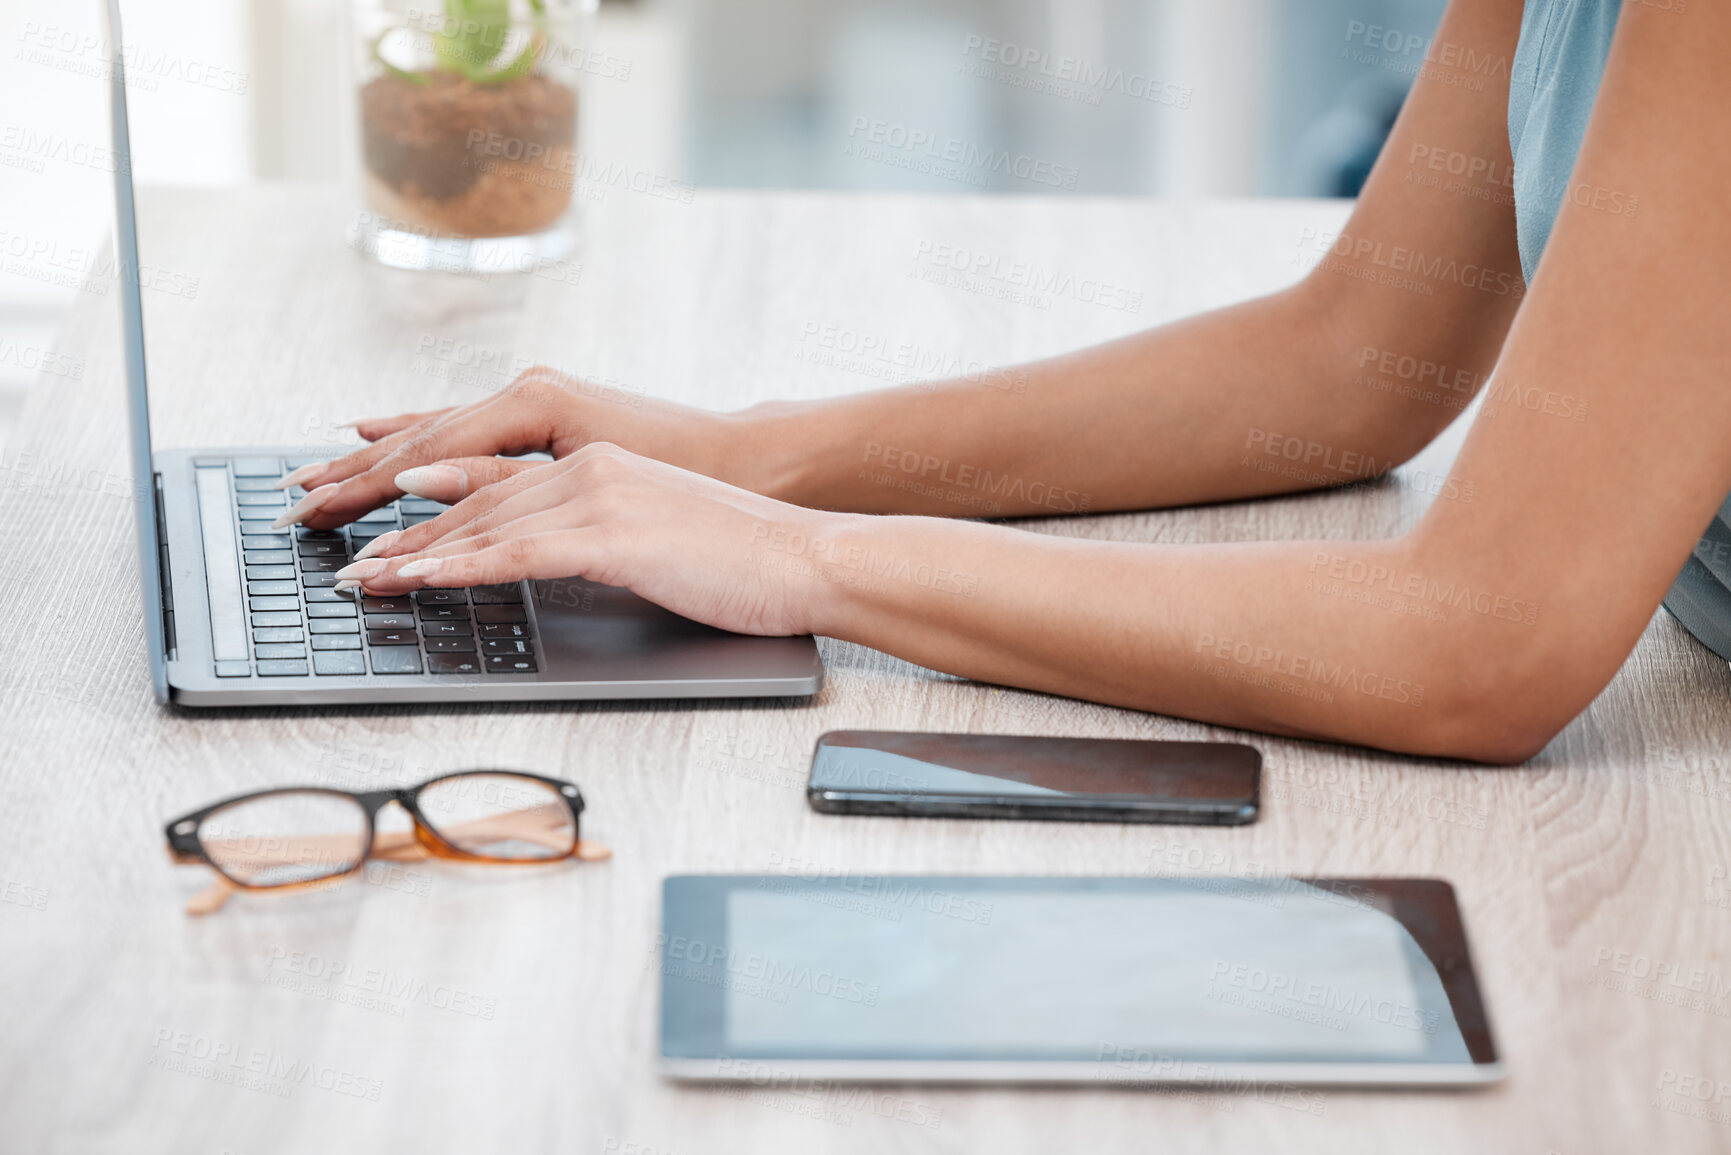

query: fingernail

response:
[396,558,443,580]
[274,462,327,491]
[332,579,364,593]
[352,530,400,561]
[333,558,386,583]
[270,484,339,528]
[395,465,466,500]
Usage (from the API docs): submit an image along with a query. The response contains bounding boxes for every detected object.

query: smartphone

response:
[806,731,1260,824]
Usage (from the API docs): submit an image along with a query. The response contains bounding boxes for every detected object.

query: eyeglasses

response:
[164,770,609,915]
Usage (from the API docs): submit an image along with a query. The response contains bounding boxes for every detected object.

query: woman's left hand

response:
[331,443,847,636]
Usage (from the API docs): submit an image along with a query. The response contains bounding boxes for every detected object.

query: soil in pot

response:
[360,70,577,238]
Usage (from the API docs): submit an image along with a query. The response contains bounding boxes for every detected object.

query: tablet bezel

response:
[658,874,1503,1086]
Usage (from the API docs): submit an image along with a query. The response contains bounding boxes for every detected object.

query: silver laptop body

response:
[103,1,823,707]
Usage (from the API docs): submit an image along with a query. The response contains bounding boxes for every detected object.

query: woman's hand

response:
[329,443,851,637]
[271,367,751,532]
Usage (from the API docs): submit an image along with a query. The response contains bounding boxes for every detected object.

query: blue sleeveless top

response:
[1508,0,1623,282]
[1507,0,1731,659]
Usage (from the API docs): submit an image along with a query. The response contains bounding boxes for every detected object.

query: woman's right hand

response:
[273,367,748,530]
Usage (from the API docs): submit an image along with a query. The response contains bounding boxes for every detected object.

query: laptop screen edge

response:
[104,0,170,704]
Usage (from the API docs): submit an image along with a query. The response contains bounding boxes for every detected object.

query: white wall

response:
[0,0,253,446]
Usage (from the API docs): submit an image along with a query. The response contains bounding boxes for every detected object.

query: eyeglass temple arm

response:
[183,822,609,915]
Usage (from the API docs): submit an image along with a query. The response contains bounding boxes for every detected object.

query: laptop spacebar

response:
[194,466,248,662]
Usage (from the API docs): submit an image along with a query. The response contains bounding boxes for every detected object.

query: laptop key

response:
[249,595,300,612]
[233,477,279,492]
[245,549,293,565]
[298,541,348,558]
[370,647,423,675]
[241,535,291,550]
[485,654,538,673]
[427,653,483,675]
[471,584,524,604]
[421,622,473,637]
[215,661,252,678]
[255,643,306,659]
[307,602,357,618]
[300,557,343,572]
[365,613,415,630]
[367,628,418,646]
[253,627,303,643]
[479,623,530,640]
[230,457,282,477]
[235,491,286,506]
[475,605,528,624]
[418,605,470,622]
[415,588,467,605]
[256,659,309,676]
[304,587,352,603]
[309,619,360,634]
[302,573,338,587]
[313,651,367,676]
[312,635,362,650]
[246,564,296,581]
[251,611,302,627]
[425,637,477,653]
[248,580,298,596]
[362,597,413,613]
[482,639,532,656]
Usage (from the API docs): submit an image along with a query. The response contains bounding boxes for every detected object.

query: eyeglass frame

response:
[165,769,592,892]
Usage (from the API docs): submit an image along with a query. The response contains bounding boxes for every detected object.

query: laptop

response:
[101,0,823,707]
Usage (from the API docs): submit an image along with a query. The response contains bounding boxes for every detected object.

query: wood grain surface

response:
[0,187,1727,1155]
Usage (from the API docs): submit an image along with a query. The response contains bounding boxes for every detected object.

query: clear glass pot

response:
[347,0,597,273]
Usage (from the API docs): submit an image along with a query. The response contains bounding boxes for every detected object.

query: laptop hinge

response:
[153,472,177,659]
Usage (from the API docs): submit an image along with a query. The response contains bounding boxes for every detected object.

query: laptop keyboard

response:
[209,455,540,679]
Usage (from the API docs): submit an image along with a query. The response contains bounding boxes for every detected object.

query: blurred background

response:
[0,0,1447,448]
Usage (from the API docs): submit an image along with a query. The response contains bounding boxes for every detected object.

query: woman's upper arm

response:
[1410,0,1731,756]
[1295,0,1528,457]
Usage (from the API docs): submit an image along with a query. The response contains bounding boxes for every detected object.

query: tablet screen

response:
[660,876,1496,1070]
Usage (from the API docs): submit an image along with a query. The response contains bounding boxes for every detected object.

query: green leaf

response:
[435,0,514,79]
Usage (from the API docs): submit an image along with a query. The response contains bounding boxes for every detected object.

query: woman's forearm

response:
[788,510,1552,762]
[724,281,1468,519]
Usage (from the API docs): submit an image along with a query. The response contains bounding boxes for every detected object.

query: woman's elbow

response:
[1401,648,1602,765]
[1417,706,1561,765]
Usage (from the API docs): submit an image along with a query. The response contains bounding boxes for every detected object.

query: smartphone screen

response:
[807,731,1260,824]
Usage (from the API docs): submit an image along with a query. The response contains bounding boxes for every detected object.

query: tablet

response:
[658,875,1502,1086]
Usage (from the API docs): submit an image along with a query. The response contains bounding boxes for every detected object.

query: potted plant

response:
[351,0,589,269]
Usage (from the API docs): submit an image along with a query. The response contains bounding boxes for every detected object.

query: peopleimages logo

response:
[763,854,996,924]
[653,934,881,1006]
[1296,227,1524,300]
[1193,631,1426,708]
[910,240,1142,314]
[845,116,1079,190]
[1207,960,1441,1034]
[958,35,1193,109]
[863,441,1092,515]
[1306,551,1540,628]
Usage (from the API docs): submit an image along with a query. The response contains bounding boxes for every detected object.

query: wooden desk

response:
[1,188,1727,1154]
